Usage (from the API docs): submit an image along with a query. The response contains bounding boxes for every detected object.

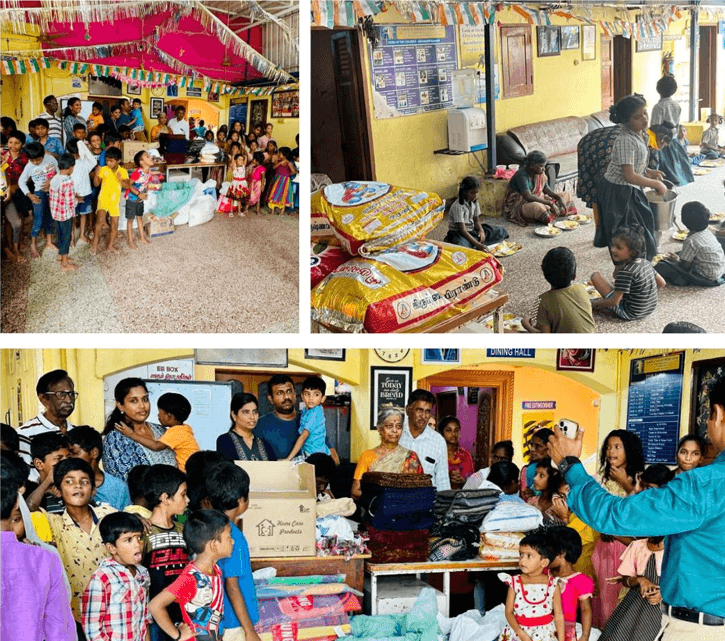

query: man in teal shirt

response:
[549,375,725,641]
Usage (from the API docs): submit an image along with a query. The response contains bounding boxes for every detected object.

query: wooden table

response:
[365,558,519,616]
[251,554,371,593]
[164,161,226,181]
[311,289,509,334]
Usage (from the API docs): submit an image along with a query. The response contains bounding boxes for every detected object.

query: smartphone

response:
[558,418,579,439]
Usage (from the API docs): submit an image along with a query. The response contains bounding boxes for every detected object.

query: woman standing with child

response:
[594,94,668,260]
[102,378,177,482]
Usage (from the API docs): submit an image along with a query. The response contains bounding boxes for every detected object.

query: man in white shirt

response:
[35,94,63,140]
[167,105,190,140]
[18,369,77,481]
[400,389,451,491]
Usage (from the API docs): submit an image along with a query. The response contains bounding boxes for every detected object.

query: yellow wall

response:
[3,349,724,470]
[364,8,711,198]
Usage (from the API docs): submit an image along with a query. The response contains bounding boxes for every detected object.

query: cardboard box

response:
[236,461,317,558]
[149,216,174,238]
[122,141,159,164]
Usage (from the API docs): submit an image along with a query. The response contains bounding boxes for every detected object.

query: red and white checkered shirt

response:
[81,557,152,641]
[49,174,76,222]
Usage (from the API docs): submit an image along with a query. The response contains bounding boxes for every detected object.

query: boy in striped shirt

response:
[48,153,79,271]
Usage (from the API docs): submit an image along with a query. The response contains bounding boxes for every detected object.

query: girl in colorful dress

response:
[2,130,29,262]
[216,154,249,217]
[267,147,297,215]
[500,530,566,641]
[590,429,644,628]
[247,151,266,215]
[520,428,554,499]
[438,415,474,490]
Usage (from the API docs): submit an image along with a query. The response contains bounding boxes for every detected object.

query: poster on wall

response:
[458,25,500,100]
[271,89,299,118]
[370,24,456,119]
[626,352,684,464]
[522,412,555,463]
[370,366,412,429]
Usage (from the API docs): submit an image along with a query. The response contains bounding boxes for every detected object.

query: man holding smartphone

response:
[548,376,725,640]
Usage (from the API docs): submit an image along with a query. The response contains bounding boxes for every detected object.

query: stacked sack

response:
[311,181,504,333]
[199,142,221,164]
[359,471,435,563]
[478,531,524,561]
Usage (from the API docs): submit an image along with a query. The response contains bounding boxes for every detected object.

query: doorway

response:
[601,35,613,110]
[612,36,632,104]
[698,26,717,115]
[421,371,513,469]
[311,28,374,182]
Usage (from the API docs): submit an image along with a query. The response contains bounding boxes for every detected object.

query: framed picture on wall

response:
[370,366,412,429]
[635,18,663,52]
[150,97,164,119]
[127,83,141,96]
[304,349,346,362]
[582,25,596,61]
[166,84,178,98]
[690,356,725,451]
[421,349,461,365]
[271,89,299,118]
[537,26,561,57]
[250,99,268,128]
[208,91,219,103]
[560,26,580,50]
[556,349,595,372]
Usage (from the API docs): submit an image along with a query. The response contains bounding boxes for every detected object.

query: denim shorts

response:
[76,193,93,216]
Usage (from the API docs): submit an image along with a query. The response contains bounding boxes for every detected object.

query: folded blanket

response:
[256,594,361,633]
[149,180,198,218]
[481,500,543,532]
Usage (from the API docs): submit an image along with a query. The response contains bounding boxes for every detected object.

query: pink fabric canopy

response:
[41,6,264,83]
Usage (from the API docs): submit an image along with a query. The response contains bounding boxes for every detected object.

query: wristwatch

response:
[557,456,581,476]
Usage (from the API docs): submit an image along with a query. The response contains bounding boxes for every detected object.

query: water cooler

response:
[448,69,487,152]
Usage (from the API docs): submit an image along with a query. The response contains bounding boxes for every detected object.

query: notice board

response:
[143,379,242,451]
[369,24,456,119]
[626,353,684,464]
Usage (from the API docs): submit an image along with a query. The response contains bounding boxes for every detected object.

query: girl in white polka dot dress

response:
[499,531,566,641]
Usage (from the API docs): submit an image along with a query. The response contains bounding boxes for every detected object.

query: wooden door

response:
[435,391,457,423]
[601,35,613,110]
[500,26,534,98]
[331,31,374,181]
[475,390,495,470]
[698,26,717,113]
[612,36,632,104]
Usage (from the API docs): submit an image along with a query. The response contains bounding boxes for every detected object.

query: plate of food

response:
[699,159,723,168]
[709,212,725,223]
[487,240,522,257]
[480,312,526,332]
[652,254,666,265]
[584,282,602,300]
[554,219,579,230]
[567,214,592,224]
[534,225,562,237]
[692,168,711,176]
[672,230,689,241]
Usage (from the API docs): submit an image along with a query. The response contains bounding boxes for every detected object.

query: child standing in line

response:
[81,512,151,641]
[591,226,665,321]
[49,153,79,272]
[247,151,266,215]
[150,510,233,641]
[131,98,147,141]
[72,123,88,142]
[547,527,594,641]
[700,113,724,159]
[143,465,190,641]
[65,138,97,245]
[17,141,59,258]
[207,463,262,641]
[116,393,200,473]
[124,150,154,248]
[66,425,130,510]
[499,530,566,641]
[286,376,331,462]
[523,247,595,334]
[267,146,297,216]
[216,154,249,217]
[86,102,105,134]
[91,146,129,255]
[124,465,152,520]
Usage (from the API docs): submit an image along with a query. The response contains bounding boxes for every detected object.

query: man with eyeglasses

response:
[18,369,77,481]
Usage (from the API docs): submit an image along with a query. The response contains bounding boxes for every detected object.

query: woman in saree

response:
[351,406,423,500]
[502,150,577,225]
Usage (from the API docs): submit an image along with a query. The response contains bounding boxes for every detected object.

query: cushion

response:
[508,116,588,159]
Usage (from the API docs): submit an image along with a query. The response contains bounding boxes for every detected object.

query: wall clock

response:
[374,349,410,363]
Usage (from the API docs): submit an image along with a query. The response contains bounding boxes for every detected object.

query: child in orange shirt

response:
[116,392,199,472]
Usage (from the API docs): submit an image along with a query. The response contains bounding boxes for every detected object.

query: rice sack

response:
[311,242,354,289]
[311,240,504,333]
[311,190,336,240]
[313,181,444,255]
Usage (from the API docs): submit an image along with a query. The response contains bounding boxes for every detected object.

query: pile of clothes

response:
[199,142,221,164]
[359,472,434,563]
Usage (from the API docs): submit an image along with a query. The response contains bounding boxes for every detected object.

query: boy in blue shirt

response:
[285,376,330,461]
[206,462,261,641]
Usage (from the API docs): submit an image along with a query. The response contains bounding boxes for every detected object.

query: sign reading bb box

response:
[235,461,317,558]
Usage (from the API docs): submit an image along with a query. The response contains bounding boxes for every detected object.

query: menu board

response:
[370,24,456,119]
[626,353,684,464]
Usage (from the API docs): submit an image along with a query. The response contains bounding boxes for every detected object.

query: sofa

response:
[495,111,612,191]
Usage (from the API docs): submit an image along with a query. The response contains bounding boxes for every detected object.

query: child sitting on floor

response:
[91,146,129,255]
[523,247,595,333]
[547,527,594,641]
[444,175,508,250]
[591,226,665,321]
[700,113,725,159]
[656,201,725,286]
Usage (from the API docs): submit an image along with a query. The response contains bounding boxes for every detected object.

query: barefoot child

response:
[124,150,154,248]
[499,530,566,641]
[48,153,79,272]
[247,151,266,215]
[17,141,59,257]
[65,138,97,245]
[91,147,129,255]
[444,175,508,250]
[700,113,725,159]
[267,146,297,215]
[216,154,249,217]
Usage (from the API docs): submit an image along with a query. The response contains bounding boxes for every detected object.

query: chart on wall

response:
[370,24,456,119]
[626,352,684,464]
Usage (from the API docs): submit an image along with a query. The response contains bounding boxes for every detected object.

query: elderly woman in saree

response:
[351,406,423,500]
